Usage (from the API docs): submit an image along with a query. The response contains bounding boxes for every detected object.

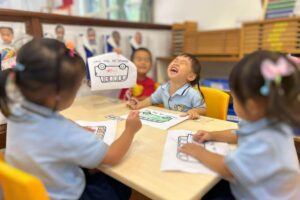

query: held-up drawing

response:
[161,130,230,175]
[121,108,188,130]
[88,52,137,91]
[76,120,117,145]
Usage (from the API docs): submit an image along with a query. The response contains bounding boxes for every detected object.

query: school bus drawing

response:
[140,111,174,123]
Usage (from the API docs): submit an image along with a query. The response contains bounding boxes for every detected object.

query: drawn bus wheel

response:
[119,63,126,70]
[98,63,106,70]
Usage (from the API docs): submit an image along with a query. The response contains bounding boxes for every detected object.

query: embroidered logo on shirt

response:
[173,104,185,112]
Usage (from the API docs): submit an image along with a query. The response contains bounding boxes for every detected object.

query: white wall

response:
[154,0,263,30]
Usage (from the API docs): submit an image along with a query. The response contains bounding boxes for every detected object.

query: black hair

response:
[130,47,152,63]
[229,50,300,127]
[0,26,14,34]
[0,38,85,117]
[179,53,202,91]
[87,27,95,34]
[55,24,64,32]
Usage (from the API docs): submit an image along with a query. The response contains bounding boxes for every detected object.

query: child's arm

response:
[127,97,152,110]
[194,130,237,144]
[181,108,206,119]
[100,111,142,166]
[180,144,233,180]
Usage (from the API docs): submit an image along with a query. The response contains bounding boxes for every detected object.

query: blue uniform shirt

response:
[225,118,300,199]
[150,82,206,112]
[5,101,108,200]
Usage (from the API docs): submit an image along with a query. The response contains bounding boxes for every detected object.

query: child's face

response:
[0,28,13,44]
[167,56,196,83]
[57,73,84,111]
[87,30,96,43]
[133,50,151,76]
[232,93,266,122]
[134,32,142,44]
[55,27,65,41]
[232,93,248,120]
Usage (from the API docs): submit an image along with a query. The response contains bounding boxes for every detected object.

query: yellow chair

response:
[0,161,49,200]
[199,86,230,120]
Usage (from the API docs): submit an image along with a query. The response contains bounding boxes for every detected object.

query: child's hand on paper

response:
[180,108,200,120]
[125,111,142,134]
[180,143,205,159]
[83,126,95,133]
[193,130,212,143]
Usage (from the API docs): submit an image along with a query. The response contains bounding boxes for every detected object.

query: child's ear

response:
[245,98,266,119]
[187,73,196,82]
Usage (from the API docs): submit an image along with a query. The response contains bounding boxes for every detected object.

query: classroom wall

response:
[154,0,263,30]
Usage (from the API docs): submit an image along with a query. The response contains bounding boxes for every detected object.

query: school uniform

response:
[150,82,206,112]
[5,101,130,200]
[225,118,300,199]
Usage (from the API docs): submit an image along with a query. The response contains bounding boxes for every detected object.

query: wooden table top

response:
[61,95,238,200]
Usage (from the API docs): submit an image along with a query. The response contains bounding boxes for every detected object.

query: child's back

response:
[1,38,141,200]
[6,102,107,199]
[180,51,300,199]
[227,119,300,199]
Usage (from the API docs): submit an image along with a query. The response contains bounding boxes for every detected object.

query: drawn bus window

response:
[140,110,174,123]
[86,126,107,140]
[176,134,202,163]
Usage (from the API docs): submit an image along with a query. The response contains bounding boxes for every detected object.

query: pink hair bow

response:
[260,57,295,96]
[261,57,295,85]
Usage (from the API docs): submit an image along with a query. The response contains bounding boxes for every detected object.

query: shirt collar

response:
[161,82,191,97]
[237,118,272,136]
[21,101,55,118]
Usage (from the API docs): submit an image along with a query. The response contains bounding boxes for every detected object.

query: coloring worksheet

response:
[161,130,230,175]
[87,52,137,91]
[121,108,188,130]
[76,120,117,145]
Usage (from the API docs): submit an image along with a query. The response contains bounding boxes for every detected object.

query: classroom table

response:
[61,95,238,200]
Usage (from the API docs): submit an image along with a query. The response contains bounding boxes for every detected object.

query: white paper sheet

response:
[87,52,137,91]
[121,108,188,130]
[76,120,117,145]
[161,130,230,175]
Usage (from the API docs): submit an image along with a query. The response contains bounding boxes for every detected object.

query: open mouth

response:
[169,65,179,74]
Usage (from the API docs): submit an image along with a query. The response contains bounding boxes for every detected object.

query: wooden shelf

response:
[0,8,172,37]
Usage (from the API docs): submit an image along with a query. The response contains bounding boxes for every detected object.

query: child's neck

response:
[137,74,147,81]
[169,80,189,96]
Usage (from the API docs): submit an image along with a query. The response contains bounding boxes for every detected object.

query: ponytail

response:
[0,69,14,117]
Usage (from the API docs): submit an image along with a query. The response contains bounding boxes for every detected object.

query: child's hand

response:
[82,126,95,133]
[126,98,140,110]
[180,108,200,119]
[193,130,212,143]
[125,111,142,134]
[180,143,204,159]
[113,47,122,54]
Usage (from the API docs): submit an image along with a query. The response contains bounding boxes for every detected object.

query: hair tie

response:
[15,63,25,71]
[65,41,75,57]
[260,57,295,96]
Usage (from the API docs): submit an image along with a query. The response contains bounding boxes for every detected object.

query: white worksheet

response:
[76,120,117,145]
[161,130,230,175]
[122,108,188,130]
